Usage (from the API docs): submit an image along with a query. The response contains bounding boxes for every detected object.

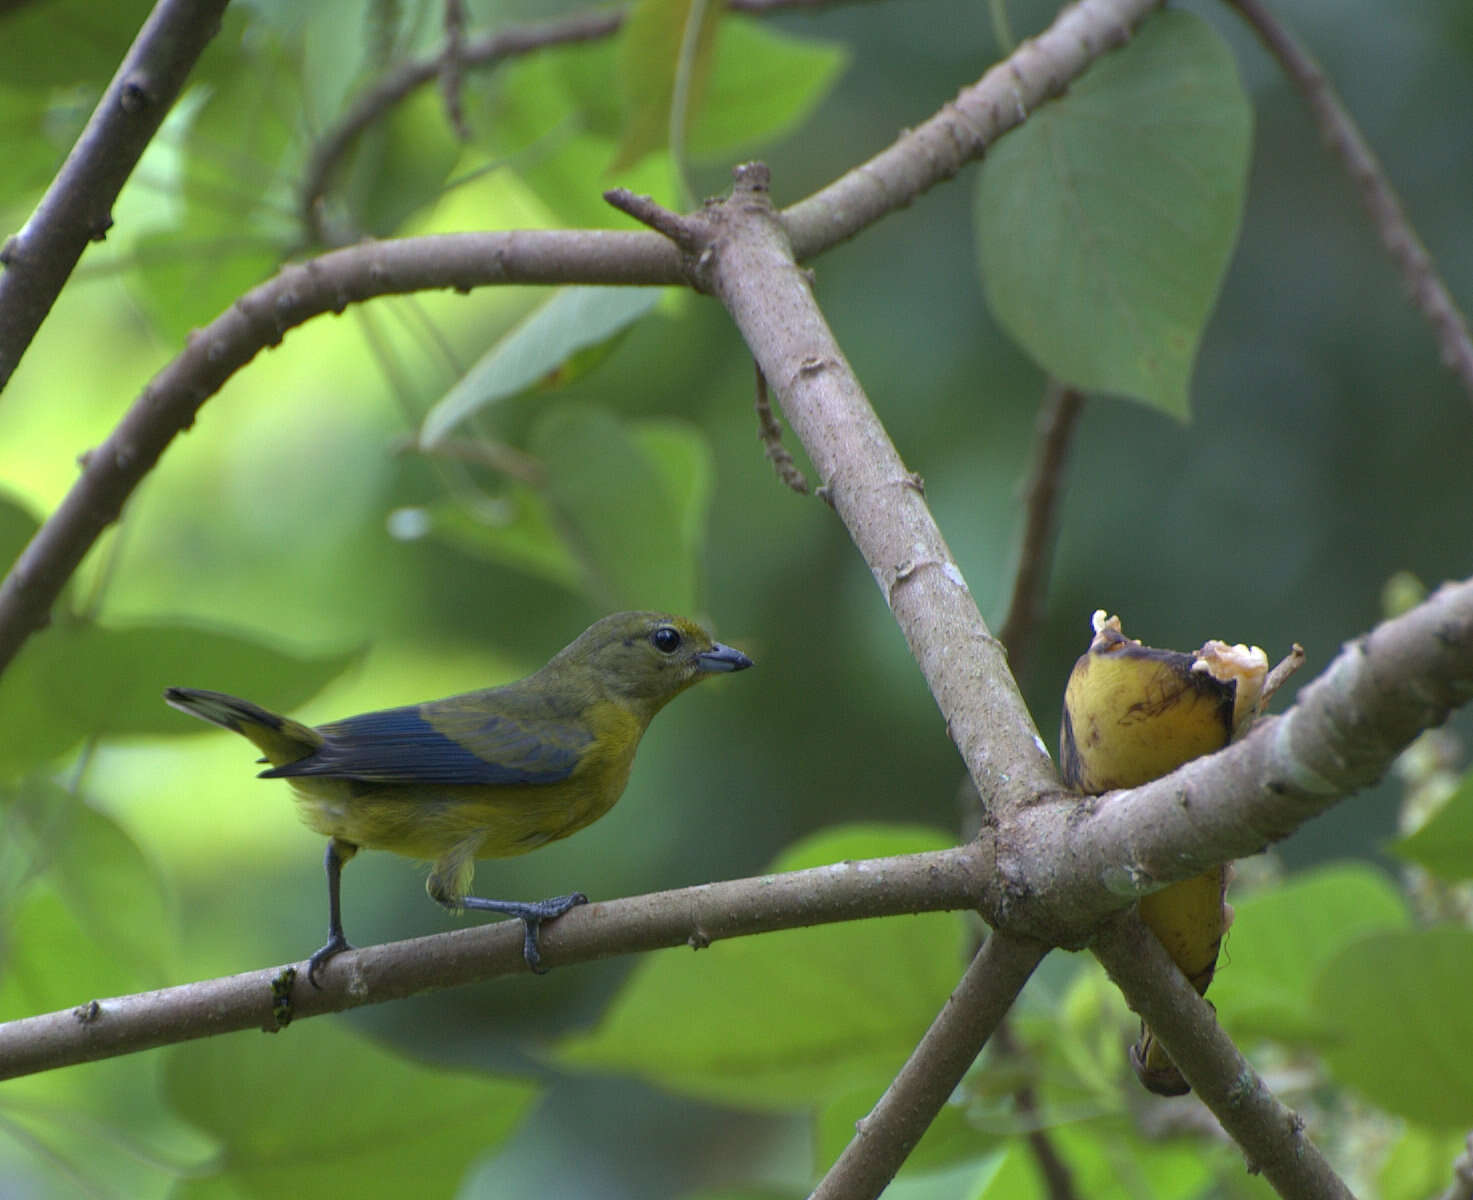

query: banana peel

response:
[1060,611,1287,1096]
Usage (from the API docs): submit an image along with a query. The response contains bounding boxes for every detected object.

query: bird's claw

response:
[307,932,353,988]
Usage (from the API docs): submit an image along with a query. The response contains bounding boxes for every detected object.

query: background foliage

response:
[2,0,1472,1197]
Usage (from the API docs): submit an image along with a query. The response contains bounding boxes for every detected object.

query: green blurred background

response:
[2,0,1471,1196]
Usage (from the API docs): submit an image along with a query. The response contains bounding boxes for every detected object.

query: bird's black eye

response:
[651,626,682,654]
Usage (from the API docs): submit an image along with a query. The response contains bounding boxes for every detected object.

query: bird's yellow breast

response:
[286,699,646,862]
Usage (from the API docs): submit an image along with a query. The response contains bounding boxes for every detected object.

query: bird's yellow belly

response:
[286,741,636,862]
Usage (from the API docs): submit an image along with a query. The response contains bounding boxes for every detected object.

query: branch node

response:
[602,188,702,252]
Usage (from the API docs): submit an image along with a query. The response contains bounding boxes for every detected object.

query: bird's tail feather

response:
[164,687,321,767]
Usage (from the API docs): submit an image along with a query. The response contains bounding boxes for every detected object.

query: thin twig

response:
[1093,912,1354,1199]
[296,0,844,246]
[1223,0,1473,404]
[993,1021,1079,1200]
[0,0,230,390]
[439,0,470,141]
[811,933,1048,1200]
[754,363,809,493]
[997,381,1085,679]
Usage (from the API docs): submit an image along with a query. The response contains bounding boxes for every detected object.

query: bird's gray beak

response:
[697,642,753,672]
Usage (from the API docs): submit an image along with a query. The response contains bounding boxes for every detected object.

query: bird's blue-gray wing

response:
[259,702,589,785]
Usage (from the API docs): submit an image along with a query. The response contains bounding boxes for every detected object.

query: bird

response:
[164,611,752,985]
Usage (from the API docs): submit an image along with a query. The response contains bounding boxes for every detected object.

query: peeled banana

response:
[1060,612,1275,1096]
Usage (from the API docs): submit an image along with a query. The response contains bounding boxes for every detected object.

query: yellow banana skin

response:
[1060,613,1266,1096]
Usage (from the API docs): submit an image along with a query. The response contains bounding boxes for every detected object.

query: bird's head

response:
[552,611,752,711]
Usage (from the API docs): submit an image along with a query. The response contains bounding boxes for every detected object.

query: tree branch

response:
[1222,0,1473,405]
[811,933,1048,1200]
[0,0,1169,684]
[1003,575,1473,943]
[672,163,1058,813]
[1093,912,1353,1199]
[0,0,230,391]
[296,0,855,246]
[0,846,986,1080]
[998,382,1085,678]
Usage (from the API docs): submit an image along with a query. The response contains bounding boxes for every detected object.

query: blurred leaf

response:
[0,0,156,88]
[420,287,664,446]
[129,229,285,345]
[1378,1124,1470,1200]
[165,1021,538,1198]
[479,40,669,227]
[975,10,1251,418]
[39,620,362,738]
[687,16,848,161]
[630,419,715,561]
[531,406,710,612]
[0,83,91,206]
[1314,926,1473,1127]
[389,488,582,592]
[556,824,965,1110]
[341,82,461,237]
[1210,863,1409,1043]
[0,642,90,776]
[612,0,725,172]
[127,29,298,340]
[1390,769,1473,881]
[0,490,41,571]
[0,778,174,995]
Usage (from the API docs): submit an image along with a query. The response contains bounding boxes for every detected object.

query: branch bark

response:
[0,845,988,1081]
[1094,912,1354,1199]
[0,0,230,391]
[811,933,1048,1200]
[1222,0,1473,405]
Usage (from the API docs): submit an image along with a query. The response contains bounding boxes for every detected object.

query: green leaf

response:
[389,489,583,592]
[975,10,1252,418]
[1390,768,1473,882]
[556,824,966,1110]
[0,83,90,208]
[1209,864,1409,1043]
[36,620,362,739]
[612,0,725,172]
[165,1022,538,1198]
[1313,926,1473,1127]
[0,779,174,997]
[687,16,848,161]
[0,0,156,89]
[341,81,462,237]
[0,491,41,572]
[1378,1124,1471,1200]
[420,287,665,446]
[531,406,712,612]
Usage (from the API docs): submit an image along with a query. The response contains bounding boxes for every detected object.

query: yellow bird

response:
[165,611,752,984]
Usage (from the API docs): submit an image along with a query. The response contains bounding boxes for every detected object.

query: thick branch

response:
[811,933,1047,1200]
[1005,575,1473,942]
[0,845,988,1081]
[685,165,1057,810]
[1222,0,1473,404]
[1094,913,1353,1199]
[0,0,229,391]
